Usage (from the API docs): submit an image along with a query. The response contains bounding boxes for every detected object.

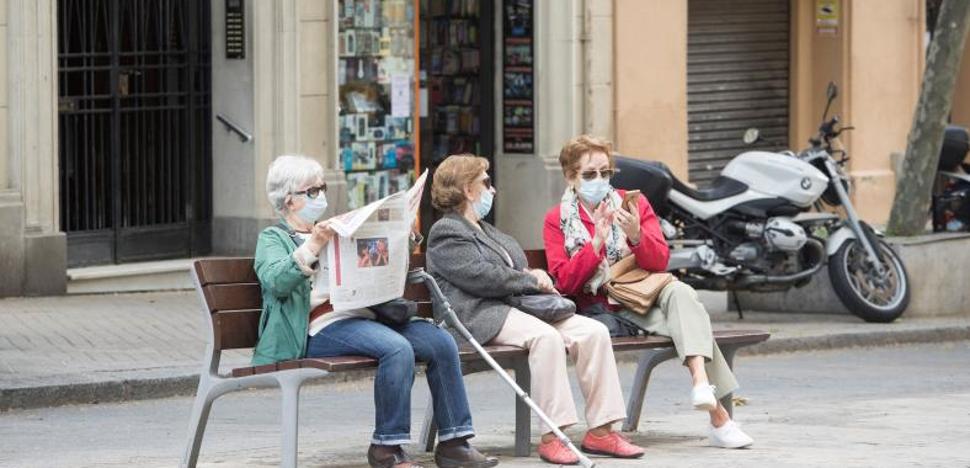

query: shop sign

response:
[816,0,839,36]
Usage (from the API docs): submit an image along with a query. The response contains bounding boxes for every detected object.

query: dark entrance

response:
[57,0,212,267]
[418,0,496,234]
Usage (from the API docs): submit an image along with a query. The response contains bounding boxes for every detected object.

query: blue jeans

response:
[306,318,475,446]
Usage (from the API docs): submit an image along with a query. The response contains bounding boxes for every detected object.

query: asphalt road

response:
[1,341,968,468]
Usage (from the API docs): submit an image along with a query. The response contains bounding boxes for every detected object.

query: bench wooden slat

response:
[195,258,258,286]
[523,250,549,270]
[403,282,431,301]
[214,309,261,350]
[710,329,771,345]
[227,331,771,377]
[203,283,262,313]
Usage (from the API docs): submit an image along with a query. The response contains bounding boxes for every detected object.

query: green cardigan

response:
[251,222,312,366]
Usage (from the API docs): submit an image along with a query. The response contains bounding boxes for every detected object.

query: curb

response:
[3,325,969,412]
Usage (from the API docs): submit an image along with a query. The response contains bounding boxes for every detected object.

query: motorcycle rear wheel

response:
[828,238,910,323]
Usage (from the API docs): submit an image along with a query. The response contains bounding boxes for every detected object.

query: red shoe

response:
[580,431,645,459]
[537,437,580,465]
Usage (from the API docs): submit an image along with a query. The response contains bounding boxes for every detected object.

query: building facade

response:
[1,0,967,297]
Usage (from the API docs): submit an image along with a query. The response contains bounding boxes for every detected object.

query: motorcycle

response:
[931,125,970,232]
[613,82,910,323]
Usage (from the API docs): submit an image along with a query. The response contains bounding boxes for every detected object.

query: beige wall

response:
[952,33,970,129]
[845,0,924,223]
[613,0,688,179]
[789,0,848,149]
[791,0,923,224]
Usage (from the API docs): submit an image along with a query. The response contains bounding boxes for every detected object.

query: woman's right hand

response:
[591,202,614,252]
[305,219,335,256]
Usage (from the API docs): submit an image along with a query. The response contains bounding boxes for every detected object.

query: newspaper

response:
[326,169,428,310]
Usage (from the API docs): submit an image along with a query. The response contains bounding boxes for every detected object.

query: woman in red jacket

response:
[543,135,754,449]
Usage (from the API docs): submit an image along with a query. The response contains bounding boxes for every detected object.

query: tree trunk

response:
[886,0,970,236]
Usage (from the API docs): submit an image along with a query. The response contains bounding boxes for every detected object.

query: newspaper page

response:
[326,170,427,310]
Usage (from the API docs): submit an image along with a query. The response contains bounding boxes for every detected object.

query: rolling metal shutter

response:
[687,0,790,186]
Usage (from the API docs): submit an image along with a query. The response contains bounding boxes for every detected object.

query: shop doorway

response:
[419,0,497,229]
[686,0,791,186]
[57,0,212,267]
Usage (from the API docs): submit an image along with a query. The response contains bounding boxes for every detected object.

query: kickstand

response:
[731,290,744,320]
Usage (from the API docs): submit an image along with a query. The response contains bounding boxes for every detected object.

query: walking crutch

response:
[408,268,596,468]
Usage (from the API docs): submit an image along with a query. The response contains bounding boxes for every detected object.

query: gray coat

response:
[427,212,540,344]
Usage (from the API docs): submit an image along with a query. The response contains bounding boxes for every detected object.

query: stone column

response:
[210,0,338,255]
[495,0,582,248]
[582,0,614,141]
[1,0,66,296]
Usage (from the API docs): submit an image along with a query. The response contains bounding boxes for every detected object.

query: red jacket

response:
[543,190,669,311]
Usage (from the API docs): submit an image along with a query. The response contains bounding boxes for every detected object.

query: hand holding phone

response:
[622,190,641,213]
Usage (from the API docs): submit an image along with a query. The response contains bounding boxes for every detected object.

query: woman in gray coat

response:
[426,154,645,465]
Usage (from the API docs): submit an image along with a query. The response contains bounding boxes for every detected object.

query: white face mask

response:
[578,178,611,205]
[474,187,494,220]
[295,194,328,224]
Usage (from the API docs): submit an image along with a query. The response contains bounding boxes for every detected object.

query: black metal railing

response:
[58,0,211,266]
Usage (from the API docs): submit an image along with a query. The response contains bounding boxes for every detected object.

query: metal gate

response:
[57,0,212,267]
[687,0,790,185]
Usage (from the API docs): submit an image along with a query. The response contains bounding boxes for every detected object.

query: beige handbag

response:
[605,255,675,315]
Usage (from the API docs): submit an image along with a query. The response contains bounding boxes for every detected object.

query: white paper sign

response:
[390,74,411,118]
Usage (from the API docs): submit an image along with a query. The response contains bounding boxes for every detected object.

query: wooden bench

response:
[181,253,769,468]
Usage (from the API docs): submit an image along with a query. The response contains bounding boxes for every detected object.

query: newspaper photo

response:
[326,169,428,310]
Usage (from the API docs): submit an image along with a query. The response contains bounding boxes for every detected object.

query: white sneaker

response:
[691,384,717,411]
[709,420,754,449]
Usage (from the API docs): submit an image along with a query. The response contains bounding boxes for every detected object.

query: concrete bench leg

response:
[513,357,531,457]
[719,345,739,418]
[622,348,678,433]
[180,377,217,468]
[420,398,438,453]
[278,376,302,468]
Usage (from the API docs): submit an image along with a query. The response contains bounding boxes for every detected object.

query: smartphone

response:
[622,190,641,212]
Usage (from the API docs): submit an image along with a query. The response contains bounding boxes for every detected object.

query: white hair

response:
[265,155,325,214]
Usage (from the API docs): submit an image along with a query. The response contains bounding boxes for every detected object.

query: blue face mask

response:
[578,178,611,205]
[296,194,328,224]
[474,188,494,220]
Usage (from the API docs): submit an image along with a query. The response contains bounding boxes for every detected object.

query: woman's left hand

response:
[526,269,558,294]
[615,205,641,244]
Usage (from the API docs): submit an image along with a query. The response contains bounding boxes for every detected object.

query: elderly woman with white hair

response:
[253,155,498,468]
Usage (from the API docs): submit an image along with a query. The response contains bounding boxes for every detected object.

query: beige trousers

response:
[618,281,739,399]
[489,309,628,433]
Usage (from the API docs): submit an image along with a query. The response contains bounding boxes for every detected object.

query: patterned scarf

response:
[559,186,631,294]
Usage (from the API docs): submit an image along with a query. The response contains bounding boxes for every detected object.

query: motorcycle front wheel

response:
[828,238,910,323]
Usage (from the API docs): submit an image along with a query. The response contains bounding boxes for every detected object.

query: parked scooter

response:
[613,82,910,323]
[931,125,970,232]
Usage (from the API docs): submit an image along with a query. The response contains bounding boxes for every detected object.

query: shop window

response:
[338,0,418,209]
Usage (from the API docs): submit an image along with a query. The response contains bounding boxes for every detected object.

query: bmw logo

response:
[800,177,812,190]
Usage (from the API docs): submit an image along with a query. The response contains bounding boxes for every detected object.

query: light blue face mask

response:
[296,194,328,224]
[578,178,611,205]
[474,188,494,220]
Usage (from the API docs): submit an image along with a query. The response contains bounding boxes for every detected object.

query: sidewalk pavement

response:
[1,290,969,411]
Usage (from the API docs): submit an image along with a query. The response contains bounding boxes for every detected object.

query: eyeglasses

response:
[481,177,493,190]
[292,183,327,199]
[579,168,617,181]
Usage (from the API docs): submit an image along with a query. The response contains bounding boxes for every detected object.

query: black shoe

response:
[367,444,424,468]
[433,441,499,468]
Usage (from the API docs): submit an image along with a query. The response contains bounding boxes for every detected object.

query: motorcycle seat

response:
[671,174,748,201]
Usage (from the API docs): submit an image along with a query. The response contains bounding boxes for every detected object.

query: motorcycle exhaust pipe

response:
[734,238,826,288]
